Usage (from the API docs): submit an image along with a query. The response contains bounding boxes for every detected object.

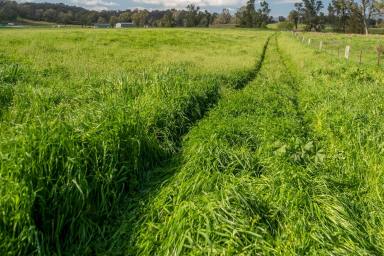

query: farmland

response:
[1,28,384,255]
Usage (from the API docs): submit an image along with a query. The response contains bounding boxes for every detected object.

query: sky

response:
[17,0,302,16]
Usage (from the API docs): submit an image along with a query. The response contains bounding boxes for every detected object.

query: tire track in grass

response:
[83,34,274,255]
[119,34,315,255]
[124,33,367,255]
[275,33,384,254]
[260,34,378,254]
[0,34,273,255]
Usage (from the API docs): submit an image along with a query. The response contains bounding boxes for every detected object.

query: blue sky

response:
[18,0,304,16]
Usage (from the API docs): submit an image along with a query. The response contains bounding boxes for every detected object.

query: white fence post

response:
[345,45,350,60]
[308,38,311,45]
[319,41,323,50]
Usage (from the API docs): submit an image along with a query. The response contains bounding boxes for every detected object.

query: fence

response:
[291,31,384,67]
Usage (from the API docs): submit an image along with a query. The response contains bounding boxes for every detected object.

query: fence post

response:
[308,38,311,45]
[376,45,384,67]
[319,41,323,51]
[359,50,363,64]
[345,45,350,60]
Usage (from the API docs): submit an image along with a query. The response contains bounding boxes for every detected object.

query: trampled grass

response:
[117,33,384,255]
[1,28,384,255]
[0,28,271,254]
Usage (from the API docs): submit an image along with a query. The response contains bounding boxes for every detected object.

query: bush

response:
[277,21,294,31]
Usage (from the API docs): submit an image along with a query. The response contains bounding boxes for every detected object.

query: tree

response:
[277,21,295,30]
[118,11,131,22]
[58,11,73,24]
[326,0,382,34]
[294,0,324,31]
[0,1,18,21]
[288,10,300,29]
[258,0,271,27]
[236,0,256,27]
[185,4,200,27]
[158,10,173,27]
[97,16,106,24]
[360,0,378,34]
[214,8,232,24]
[43,8,57,22]
[0,0,233,28]
[109,15,118,26]
[131,9,149,27]
[348,1,365,33]
[236,0,270,27]
[328,0,350,32]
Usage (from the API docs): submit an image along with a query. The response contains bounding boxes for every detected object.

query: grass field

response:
[294,31,384,66]
[1,28,384,255]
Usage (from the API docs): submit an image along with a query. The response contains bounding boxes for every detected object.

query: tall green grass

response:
[293,31,384,66]
[126,34,307,254]
[121,33,384,255]
[0,64,220,255]
[4,28,383,255]
[281,33,384,254]
[0,30,271,254]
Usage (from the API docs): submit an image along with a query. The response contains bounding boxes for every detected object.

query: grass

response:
[1,28,384,255]
[293,31,384,66]
[116,33,384,255]
[0,28,271,254]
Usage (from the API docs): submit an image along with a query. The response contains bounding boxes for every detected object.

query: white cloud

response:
[132,0,245,8]
[70,0,118,10]
[274,0,297,4]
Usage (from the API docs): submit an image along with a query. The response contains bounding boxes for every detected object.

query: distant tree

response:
[360,0,378,34]
[86,11,98,25]
[185,4,199,27]
[132,9,149,26]
[97,16,106,24]
[158,10,173,27]
[0,0,18,21]
[348,1,365,33]
[236,0,270,27]
[278,16,286,22]
[237,0,256,27]
[258,0,271,27]
[118,11,131,22]
[43,8,57,22]
[294,0,324,31]
[326,0,381,34]
[214,8,232,24]
[0,0,239,28]
[58,11,73,24]
[199,10,211,27]
[288,10,300,29]
[35,8,44,20]
[109,15,118,26]
[277,21,295,30]
[328,0,350,32]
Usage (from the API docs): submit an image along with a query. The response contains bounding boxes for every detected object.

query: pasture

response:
[1,28,384,255]
[295,31,384,65]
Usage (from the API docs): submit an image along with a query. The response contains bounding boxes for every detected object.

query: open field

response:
[1,28,384,255]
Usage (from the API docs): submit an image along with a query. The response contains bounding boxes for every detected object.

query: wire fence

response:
[291,31,384,67]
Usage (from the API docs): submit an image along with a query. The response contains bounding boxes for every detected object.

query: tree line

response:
[286,0,384,34]
[1,0,383,34]
[0,0,271,28]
